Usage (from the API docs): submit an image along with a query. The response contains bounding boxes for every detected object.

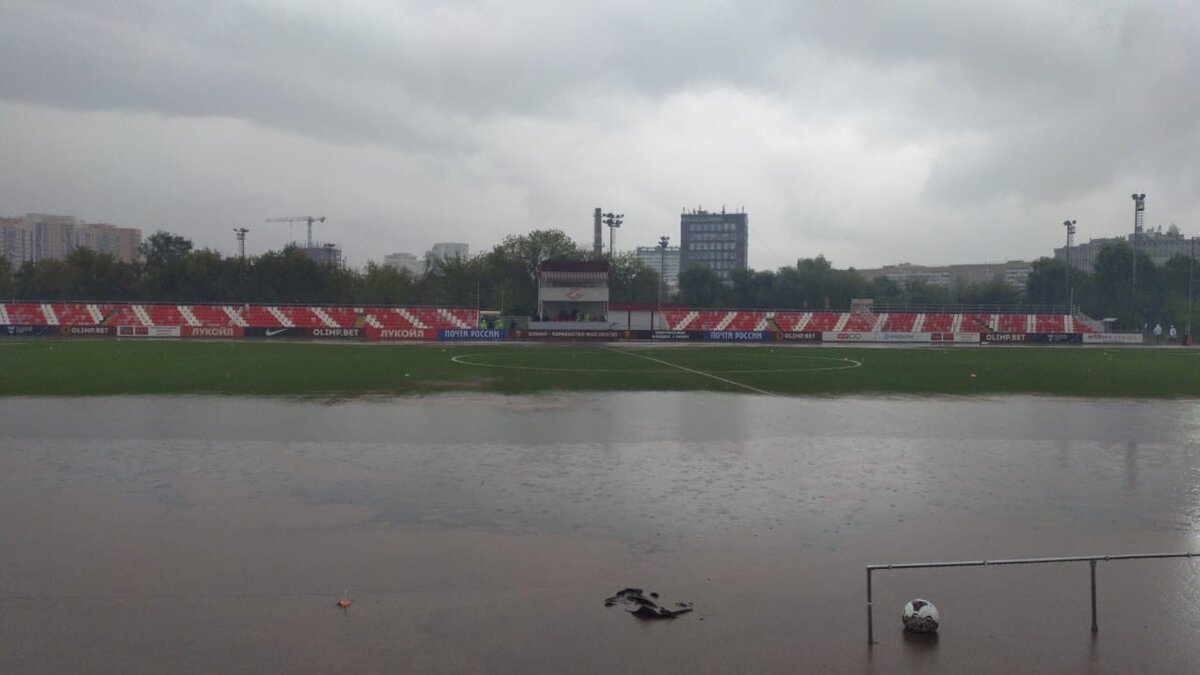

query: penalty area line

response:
[600,346,778,397]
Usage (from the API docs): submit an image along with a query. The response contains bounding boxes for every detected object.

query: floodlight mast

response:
[1063,220,1076,312]
[602,212,623,255]
[1131,194,1145,291]
[233,227,250,259]
[658,235,670,304]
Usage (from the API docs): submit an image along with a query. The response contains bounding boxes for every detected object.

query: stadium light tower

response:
[1131,194,1146,291]
[233,227,249,259]
[658,235,670,304]
[1063,220,1076,311]
[602,212,623,256]
[1189,237,1195,345]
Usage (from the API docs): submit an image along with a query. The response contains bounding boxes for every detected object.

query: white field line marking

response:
[601,345,778,396]
[451,352,864,375]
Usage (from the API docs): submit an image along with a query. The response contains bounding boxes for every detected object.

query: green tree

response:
[0,257,13,299]
[139,231,194,300]
[607,252,660,303]
[959,278,1021,306]
[60,248,138,300]
[1024,257,1071,306]
[359,262,418,305]
[677,263,726,307]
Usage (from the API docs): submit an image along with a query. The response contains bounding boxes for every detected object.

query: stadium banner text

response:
[984,332,1083,344]
[365,327,435,341]
[244,327,308,339]
[117,325,182,338]
[930,332,982,343]
[704,331,771,342]
[59,325,116,337]
[775,331,822,342]
[1082,333,1144,344]
[642,330,701,341]
[437,329,507,341]
[517,329,628,340]
[0,324,58,337]
[181,326,243,338]
[823,331,876,342]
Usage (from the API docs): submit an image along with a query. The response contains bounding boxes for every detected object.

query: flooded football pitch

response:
[2,393,1199,673]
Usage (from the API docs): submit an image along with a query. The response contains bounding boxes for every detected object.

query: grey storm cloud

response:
[0,0,1197,267]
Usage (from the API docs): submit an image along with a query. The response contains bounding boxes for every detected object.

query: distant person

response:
[1154,323,1163,343]
[1169,325,1178,342]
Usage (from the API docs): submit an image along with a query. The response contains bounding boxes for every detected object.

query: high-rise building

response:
[1054,224,1197,273]
[75,223,142,264]
[0,214,142,265]
[427,242,469,262]
[383,252,425,276]
[635,245,680,290]
[855,261,1034,292]
[679,208,748,282]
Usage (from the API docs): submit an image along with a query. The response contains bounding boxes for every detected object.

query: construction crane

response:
[265,216,326,248]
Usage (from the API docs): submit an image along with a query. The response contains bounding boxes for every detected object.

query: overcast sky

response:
[1,0,1197,269]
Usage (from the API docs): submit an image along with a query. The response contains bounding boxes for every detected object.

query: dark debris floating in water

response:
[604,588,694,620]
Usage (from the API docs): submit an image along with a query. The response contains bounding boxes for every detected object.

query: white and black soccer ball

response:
[902,599,940,633]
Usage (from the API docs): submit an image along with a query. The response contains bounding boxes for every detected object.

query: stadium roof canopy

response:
[539,260,608,285]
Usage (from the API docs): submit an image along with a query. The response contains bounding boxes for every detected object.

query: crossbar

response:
[866,552,1200,645]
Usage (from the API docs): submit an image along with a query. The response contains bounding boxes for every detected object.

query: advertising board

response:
[0,325,57,337]
[60,325,116,337]
[643,330,700,341]
[776,331,822,342]
[307,327,365,339]
[877,331,930,343]
[1082,333,1144,344]
[983,332,1028,343]
[244,327,306,338]
[181,326,243,338]
[366,327,434,341]
[117,325,181,337]
[520,329,626,340]
[823,331,876,342]
[704,331,770,342]
[437,329,507,341]
[930,332,982,343]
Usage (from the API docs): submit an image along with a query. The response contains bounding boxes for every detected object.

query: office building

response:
[427,242,469,262]
[74,223,142,264]
[856,261,1034,292]
[1054,224,1197,273]
[635,245,680,290]
[679,208,748,282]
[0,214,142,265]
[383,252,425,276]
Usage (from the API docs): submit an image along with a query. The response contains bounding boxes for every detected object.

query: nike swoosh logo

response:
[265,328,288,336]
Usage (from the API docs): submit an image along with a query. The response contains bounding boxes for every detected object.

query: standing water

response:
[1,394,1198,673]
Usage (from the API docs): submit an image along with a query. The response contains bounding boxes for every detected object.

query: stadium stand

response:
[186,305,235,326]
[273,306,325,328]
[240,306,285,328]
[320,307,359,328]
[995,314,1026,333]
[1035,314,1066,333]
[103,304,144,326]
[5,303,46,324]
[1,302,1093,339]
[144,305,186,326]
[880,313,918,331]
[52,303,95,326]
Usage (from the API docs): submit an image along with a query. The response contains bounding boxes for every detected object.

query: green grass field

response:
[1,340,1197,398]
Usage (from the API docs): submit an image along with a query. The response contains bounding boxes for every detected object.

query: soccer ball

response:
[902,599,940,633]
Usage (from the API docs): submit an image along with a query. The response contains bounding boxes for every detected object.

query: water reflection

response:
[2,394,1200,673]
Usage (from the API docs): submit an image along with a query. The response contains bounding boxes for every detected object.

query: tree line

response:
[0,229,1193,332]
